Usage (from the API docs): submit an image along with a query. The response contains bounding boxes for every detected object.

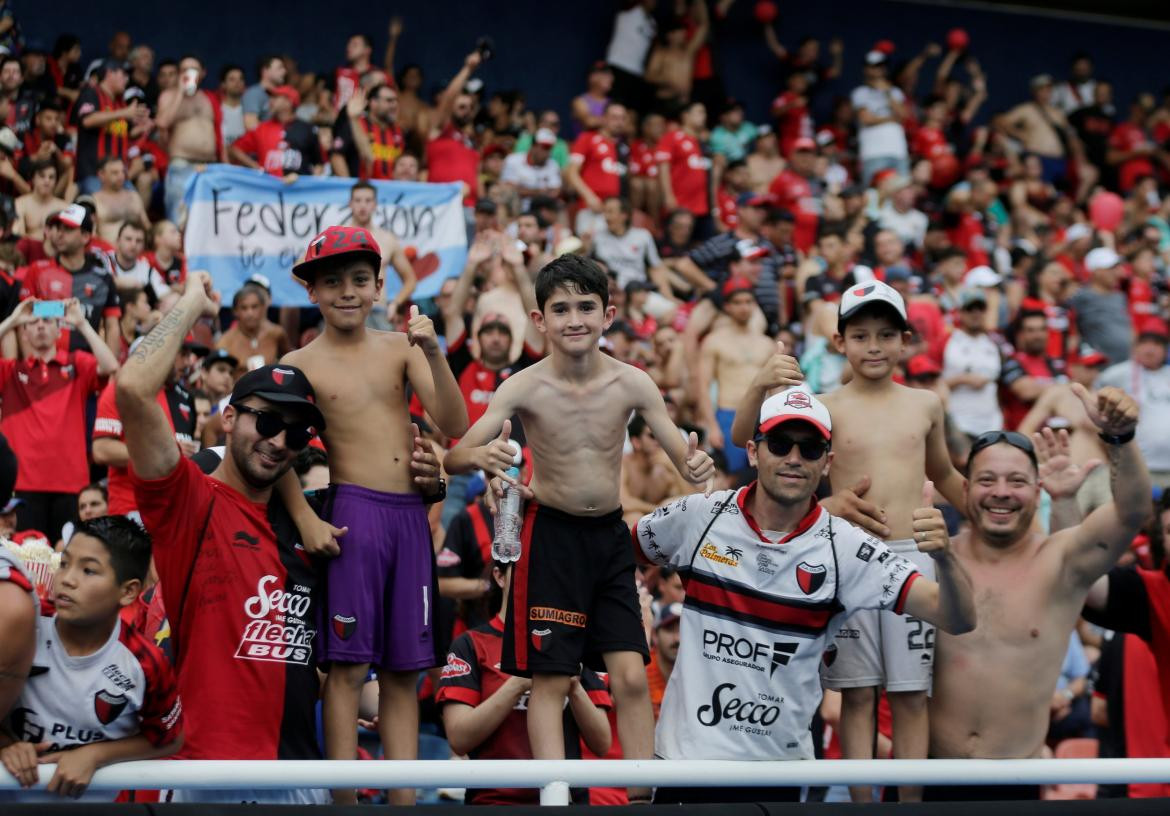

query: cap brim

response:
[837,301,909,332]
[292,248,383,284]
[203,354,239,369]
[654,614,681,629]
[238,390,326,431]
[758,415,831,440]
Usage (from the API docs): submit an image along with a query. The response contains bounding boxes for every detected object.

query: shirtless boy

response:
[444,255,713,802]
[13,162,67,239]
[282,225,468,805]
[347,181,417,322]
[699,277,777,472]
[928,387,1147,800]
[731,281,966,803]
[92,157,149,243]
[621,413,691,528]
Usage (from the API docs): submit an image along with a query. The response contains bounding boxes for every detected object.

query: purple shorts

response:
[318,484,438,670]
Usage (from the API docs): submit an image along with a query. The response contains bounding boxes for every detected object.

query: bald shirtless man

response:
[347,181,417,324]
[1018,349,1111,514]
[621,413,690,528]
[92,157,149,243]
[698,277,775,471]
[927,385,1148,801]
[156,55,221,226]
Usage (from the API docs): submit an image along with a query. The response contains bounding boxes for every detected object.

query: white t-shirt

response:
[606,6,657,76]
[4,614,182,802]
[942,330,1004,435]
[500,152,562,200]
[592,225,662,289]
[850,84,909,160]
[107,251,171,302]
[1096,361,1170,471]
[637,487,921,761]
[877,201,928,249]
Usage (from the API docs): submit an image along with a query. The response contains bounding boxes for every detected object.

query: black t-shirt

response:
[71,85,131,179]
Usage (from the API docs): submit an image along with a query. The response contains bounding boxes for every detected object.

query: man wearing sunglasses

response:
[635,386,975,804]
[928,384,1149,801]
[116,272,332,804]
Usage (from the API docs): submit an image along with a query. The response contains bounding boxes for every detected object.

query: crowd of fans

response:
[0,0,1169,805]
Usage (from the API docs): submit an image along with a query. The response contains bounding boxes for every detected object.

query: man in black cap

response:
[116,271,331,803]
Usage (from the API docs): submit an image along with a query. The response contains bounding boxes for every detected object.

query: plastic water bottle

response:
[492,440,524,563]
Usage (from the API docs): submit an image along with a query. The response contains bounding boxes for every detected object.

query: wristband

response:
[422,477,447,505]
[1098,429,1135,446]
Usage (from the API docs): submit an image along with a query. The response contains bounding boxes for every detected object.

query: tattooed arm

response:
[116,272,218,480]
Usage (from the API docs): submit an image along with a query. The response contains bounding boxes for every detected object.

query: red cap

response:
[482,143,508,159]
[1019,297,1048,314]
[721,276,756,299]
[790,136,816,154]
[905,354,941,379]
[1070,347,1108,367]
[1137,317,1170,341]
[268,85,301,108]
[874,39,896,55]
[293,225,383,283]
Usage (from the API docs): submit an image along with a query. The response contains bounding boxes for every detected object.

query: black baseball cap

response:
[202,348,239,370]
[228,364,325,431]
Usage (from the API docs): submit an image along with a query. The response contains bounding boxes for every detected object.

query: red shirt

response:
[1110,122,1156,192]
[570,131,623,200]
[770,91,812,157]
[436,616,611,805]
[1040,300,1077,361]
[654,129,710,216]
[715,187,737,230]
[628,138,658,179]
[356,118,404,180]
[427,124,480,206]
[769,170,818,251]
[1000,351,1060,430]
[131,457,322,760]
[0,350,102,493]
[1129,275,1159,324]
[94,381,197,516]
[911,125,949,159]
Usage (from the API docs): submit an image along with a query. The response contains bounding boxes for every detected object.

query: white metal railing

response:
[3,758,1170,805]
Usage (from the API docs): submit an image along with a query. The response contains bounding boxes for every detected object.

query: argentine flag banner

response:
[184,165,467,306]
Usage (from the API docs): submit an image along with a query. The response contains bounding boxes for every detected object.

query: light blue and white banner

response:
[184,165,467,306]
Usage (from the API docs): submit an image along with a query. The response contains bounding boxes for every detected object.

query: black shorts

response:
[501,503,649,676]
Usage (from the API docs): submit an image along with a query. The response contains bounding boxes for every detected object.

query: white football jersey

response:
[637,485,921,761]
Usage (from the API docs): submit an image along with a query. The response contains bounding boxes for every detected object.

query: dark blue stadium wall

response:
[22,1,1170,123]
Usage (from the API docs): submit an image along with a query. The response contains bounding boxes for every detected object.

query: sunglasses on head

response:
[233,404,315,450]
[754,431,830,460]
[968,430,1037,470]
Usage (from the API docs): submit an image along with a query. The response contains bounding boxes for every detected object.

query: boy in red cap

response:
[732,279,966,803]
[280,225,468,805]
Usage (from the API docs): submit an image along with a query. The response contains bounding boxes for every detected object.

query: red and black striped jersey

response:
[132,456,322,760]
[436,617,611,805]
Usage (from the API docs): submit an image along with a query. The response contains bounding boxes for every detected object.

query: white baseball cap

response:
[963,265,1002,288]
[837,279,909,331]
[758,386,832,440]
[1085,247,1121,271]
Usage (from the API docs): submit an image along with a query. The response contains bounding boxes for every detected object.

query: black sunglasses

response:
[968,430,1037,469]
[234,405,315,450]
[754,432,830,460]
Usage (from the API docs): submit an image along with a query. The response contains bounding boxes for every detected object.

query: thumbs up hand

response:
[683,430,716,496]
[407,303,440,355]
[751,339,805,392]
[911,480,949,558]
[479,419,520,484]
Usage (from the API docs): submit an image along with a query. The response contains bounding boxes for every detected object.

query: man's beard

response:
[229,433,292,490]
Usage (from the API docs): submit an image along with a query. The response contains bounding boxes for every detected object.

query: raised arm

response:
[500,241,543,354]
[443,240,491,344]
[1060,385,1151,587]
[923,390,966,510]
[65,298,119,375]
[432,51,481,134]
[405,305,469,438]
[385,239,418,318]
[901,480,976,634]
[633,367,713,491]
[728,340,803,447]
[383,17,402,76]
[116,273,216,480]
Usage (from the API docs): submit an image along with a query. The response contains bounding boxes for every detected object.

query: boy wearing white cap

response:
[732,279,968,803]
